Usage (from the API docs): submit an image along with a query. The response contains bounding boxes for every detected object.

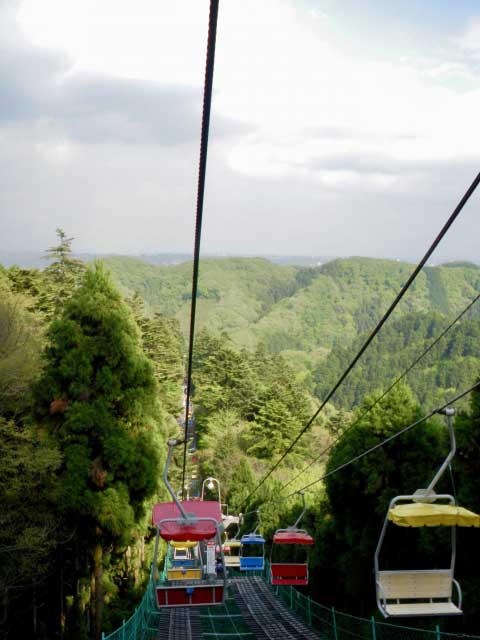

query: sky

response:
[1,0,480,262]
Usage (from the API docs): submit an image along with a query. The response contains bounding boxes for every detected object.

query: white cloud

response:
[18,0,209,86]
[17,0,480,193]
[3,0,480,259]
[458,20,480,56]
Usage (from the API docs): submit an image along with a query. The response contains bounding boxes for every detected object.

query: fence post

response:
[371,616,377,640]
[290,585,294,609]
[332,607,338,640]
[133,607,137,639]
[436,625,441,640]
[101,634,105,640]
[122,619,125,640]
[307,596,312,626]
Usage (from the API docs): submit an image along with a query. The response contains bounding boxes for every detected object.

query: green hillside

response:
[104,255,480,353]
[103,255,480,411]
[102,256,303,338]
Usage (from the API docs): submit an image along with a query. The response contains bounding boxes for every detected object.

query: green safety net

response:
[101,569,160,640]
[103,562,480,640]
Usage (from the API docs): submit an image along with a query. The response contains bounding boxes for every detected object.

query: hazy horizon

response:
[1,247,478,271]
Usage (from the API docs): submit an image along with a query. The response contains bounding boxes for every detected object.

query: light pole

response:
[201,476,221,503]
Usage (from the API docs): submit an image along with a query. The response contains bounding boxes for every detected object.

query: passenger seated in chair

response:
[215,557,224,576]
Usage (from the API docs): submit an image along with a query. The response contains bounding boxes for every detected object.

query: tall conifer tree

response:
[41,228,85,315]
[36,263,165,639]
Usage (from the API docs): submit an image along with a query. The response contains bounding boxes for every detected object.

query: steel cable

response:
[243,171,480,506]
[182,0,220,498]
[281,288,480,492]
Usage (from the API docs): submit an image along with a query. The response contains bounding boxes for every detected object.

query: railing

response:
[103,562,480,640]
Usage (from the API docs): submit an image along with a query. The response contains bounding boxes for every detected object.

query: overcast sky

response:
[1,0,479,262]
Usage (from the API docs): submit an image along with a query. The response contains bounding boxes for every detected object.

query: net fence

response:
[103,563,480,640]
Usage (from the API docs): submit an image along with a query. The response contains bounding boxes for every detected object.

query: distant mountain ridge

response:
[3,252,479,410]
[102,255,480,357]
[0,251,335,269]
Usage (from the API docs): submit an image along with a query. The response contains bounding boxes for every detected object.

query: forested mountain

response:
[104,255,480,349]
[314,310,480,409]
[104,255,480,409]
[2,241,480,638]
[102,256,302,338]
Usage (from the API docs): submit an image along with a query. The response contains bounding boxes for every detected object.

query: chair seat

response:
[385,602,462,617]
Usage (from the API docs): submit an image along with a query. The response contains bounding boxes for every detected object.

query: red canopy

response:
[152,501,222,541]
[273,531,314,545]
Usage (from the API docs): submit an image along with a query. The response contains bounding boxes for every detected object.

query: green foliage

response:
[227,458,256,514]
[104,257,480,388]
[41,228,86,316]
[455,387,480,625]
[103,256,305,344]
[197,409,258,514]
[0,418,61,591]
[244,398,303,459]
[311,384,448,611]
[0,282,44,415]
[314,311,480,410]
[325,408,351,439]
[192,330,311,467]
[5,229,86,322]
[36,263,165,533]
[128,292,184,415]
[34,262,168,638]
[456,387,480,512]
[5,265,45,309]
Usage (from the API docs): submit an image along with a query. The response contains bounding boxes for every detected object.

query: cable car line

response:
[181,0,220,498]
[241,171,480,507]
[282,380,480,500]
[281,288,480,492]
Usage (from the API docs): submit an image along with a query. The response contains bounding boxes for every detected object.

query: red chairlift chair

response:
[270,492,314,586]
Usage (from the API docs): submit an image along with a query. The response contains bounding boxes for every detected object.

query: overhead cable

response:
[282,288,480,492]
[182,0,220,497]
[243,171,480,506]
[284,381,480,500]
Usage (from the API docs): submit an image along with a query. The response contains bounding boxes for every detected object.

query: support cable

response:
[181,0,220,498]
[242,171,480,506]
[282,288,480,492]
[283,381,480,499]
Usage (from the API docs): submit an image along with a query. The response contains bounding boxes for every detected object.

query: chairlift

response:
[270,492,314,586]
[166,541,202,580]
[223,520,242,569]
[375,408,480,618]
[240,510,265,571]
[223,538,242,569]
[151,439,226,607]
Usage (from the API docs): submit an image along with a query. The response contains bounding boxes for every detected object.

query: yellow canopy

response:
[170,540,198,549]
[388,502,480,528]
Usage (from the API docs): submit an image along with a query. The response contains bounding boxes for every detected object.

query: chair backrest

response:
[377,570,453,600]
[271,563,308,579]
